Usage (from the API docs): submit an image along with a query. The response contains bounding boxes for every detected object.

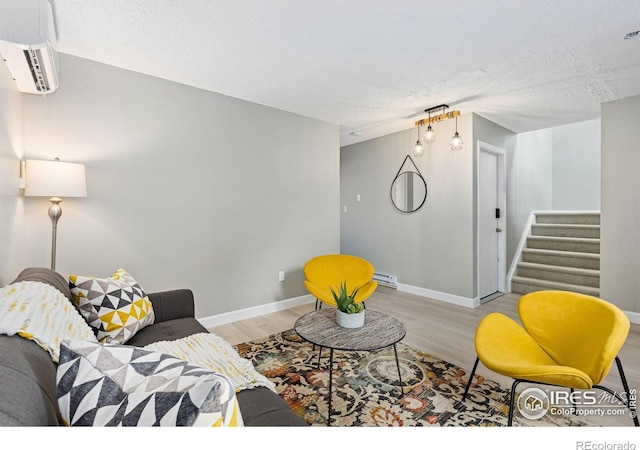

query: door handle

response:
[496,228,502,232]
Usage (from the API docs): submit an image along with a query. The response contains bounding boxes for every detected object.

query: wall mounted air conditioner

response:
[0,0,58,95]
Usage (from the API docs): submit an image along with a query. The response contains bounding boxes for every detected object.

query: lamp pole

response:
[48,197,62,271]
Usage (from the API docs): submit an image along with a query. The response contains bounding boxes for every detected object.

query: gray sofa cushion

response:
[12,267,73,302]
[125,317,208,347]
[236,387,308,426]
[0,335,60,426]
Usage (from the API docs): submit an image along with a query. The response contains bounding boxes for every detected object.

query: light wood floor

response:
[209,286,640,427]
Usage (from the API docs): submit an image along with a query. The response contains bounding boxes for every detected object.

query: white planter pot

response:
[336,309,365,328]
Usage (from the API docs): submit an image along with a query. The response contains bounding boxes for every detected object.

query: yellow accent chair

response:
[303,254,378,308]
[462,290,638,426]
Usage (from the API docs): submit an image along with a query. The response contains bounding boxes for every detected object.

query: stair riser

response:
[521,253,600,270]
[531,226,600,239]
[511,281,600,297]
[517,267,600,288]
[527,238,600,254]
[535,214,600,225]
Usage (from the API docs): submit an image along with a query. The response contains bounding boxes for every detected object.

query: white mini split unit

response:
[0,0,58,95]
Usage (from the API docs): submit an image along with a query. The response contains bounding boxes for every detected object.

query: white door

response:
[479,150,500,299]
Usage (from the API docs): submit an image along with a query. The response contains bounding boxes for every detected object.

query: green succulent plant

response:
[330,280,364,314]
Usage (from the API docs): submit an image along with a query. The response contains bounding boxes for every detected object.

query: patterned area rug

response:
[235,329,595,427]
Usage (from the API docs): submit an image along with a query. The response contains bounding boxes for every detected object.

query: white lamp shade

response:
[24,159,87,198]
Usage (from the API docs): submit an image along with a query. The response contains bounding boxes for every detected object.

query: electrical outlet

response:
[357,194,361,201]
[279,271,285,282]
[343,205,348,213]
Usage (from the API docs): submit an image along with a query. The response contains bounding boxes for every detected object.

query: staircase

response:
[509,211,600,296]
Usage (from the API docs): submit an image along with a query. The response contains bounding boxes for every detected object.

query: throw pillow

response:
[69,269,155,344]
[57,340,243,426]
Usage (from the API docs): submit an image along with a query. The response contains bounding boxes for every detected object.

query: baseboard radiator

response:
[373,272,398,289]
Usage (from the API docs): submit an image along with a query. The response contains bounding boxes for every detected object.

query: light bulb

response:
[450,132,463,151]
[424,125,435,143]
[413,140,424,157]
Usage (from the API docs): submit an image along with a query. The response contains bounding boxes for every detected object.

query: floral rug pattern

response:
[234,329,594,427]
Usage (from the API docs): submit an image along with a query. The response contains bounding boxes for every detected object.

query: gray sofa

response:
[0,268,306,427]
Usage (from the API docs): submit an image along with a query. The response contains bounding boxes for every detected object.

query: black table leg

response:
[393,344,404,396]
[327,348,334,426]
[317,346,323,368]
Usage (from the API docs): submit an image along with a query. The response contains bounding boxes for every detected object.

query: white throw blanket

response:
[0,281,98,362]
[144,332,276,393]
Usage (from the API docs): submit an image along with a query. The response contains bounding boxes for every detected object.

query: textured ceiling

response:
[47,0,640,146]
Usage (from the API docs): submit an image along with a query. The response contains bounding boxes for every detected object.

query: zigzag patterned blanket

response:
[144,332,276,393]
[0,281,97,362]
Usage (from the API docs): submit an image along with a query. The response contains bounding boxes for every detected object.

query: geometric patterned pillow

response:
[57,340,243,427]
[68,269,155,344]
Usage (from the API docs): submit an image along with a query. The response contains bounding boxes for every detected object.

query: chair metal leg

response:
[327,348,334,426]
[393,344,404,396]
[508,379,524,426]
[615,356,639,427]
[313,299,320,351]
[462,357,480,401]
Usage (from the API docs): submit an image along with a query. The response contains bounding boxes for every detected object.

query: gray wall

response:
[0,55,25,285]
[22,54,340,318]
[341,114,477,300]
[601,95,640,313]
[506,127,554,266]
[552,119,600,210]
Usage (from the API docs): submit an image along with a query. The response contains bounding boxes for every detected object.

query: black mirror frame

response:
[390,155,428,213]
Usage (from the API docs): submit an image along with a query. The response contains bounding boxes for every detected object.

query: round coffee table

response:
[294,308,407,425]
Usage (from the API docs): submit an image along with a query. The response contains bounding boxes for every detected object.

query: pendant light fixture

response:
[424,109,435,143]
[413,122,424,157]
[415,104,462,151]
[450,115,463,151]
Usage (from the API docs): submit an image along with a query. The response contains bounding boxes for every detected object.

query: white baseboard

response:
[624,310,640,325]
[396,283,480,308]
[197,294,315,329]
[196,288,640,328]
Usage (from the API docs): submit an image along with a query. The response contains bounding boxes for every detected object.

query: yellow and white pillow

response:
[69,269,154,344]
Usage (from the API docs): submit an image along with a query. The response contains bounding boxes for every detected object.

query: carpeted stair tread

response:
[521,250,600,269]
[531,223,600,238]
[534,212,601,225]
[511,276,600,297]
[521,248,600,260]
[527,235,600,243]
[526,235,600,253]
[516,262,599,277]
[515,262,599,288]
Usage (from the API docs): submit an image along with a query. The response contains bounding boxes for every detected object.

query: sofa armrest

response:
[147,289,195,323]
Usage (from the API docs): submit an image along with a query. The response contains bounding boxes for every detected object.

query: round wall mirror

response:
[390,170,427,213]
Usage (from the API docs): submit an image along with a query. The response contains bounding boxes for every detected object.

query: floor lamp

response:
[24,158,87,271]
